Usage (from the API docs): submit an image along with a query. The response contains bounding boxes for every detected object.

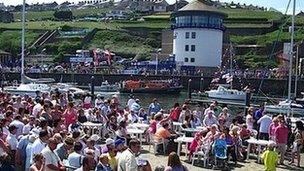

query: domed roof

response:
[179,0,219,12]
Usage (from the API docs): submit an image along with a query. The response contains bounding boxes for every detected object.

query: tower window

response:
[185,32,190,39]
[184,58,189,62]
[191,58,195,62]
[185,45,189,51]
[191,45,195,52]
[191,32,196,39]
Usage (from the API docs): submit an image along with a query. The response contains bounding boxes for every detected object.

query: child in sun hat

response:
[261,141,278,171]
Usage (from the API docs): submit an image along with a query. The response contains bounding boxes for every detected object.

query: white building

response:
[172,0,226,68]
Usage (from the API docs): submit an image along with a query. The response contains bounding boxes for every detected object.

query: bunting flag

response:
[226,75,233,83]
[211,78,220,83]
[222,73,233,84]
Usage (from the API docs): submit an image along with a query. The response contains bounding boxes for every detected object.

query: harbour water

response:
[96,91,189,111]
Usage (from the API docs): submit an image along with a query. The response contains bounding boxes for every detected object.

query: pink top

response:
[63,108,77,127]
[149,121,157,134]
[274,124,289,144]
[268,123,278,137]
[188,138,199,152]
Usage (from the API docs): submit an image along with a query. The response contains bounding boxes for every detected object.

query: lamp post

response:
[200,77,204,92]
[155,53,158,75]
[155,49,161,75]
[91,76,95,99]
[188,79,192,99]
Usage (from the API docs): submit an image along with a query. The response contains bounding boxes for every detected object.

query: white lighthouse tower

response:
[172,0,226,69]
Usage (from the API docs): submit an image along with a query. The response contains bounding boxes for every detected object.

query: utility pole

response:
[287,0,296,101]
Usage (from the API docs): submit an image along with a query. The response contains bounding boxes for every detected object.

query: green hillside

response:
[1,6,304,69]
[0,30,40,57]
[0,20,170,30]
[89,30,159,59]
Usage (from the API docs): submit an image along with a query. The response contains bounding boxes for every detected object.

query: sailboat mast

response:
[294,45,299,97]
[229,43,233,89]
[287,0,296,101]
[21,0,26,83]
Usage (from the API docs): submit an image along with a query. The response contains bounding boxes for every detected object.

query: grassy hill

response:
[89,30,159,59]
[1,7,304,69]
[0,20,170,30]
[0,30,40,57]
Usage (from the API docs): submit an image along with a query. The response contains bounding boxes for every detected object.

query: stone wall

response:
[2,73,304,97]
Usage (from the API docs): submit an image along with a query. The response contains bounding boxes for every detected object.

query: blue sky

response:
[1,0,303,14]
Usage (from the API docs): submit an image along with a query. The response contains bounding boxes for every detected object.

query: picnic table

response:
[246,138,276,163]
[127,128,145,146]
[174,136,194,157]
[81,122,104,139]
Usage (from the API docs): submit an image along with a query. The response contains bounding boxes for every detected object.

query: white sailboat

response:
[3,0,51,97]
[206,43,246,101]
[265,0,304,116]
[206,85,246,101]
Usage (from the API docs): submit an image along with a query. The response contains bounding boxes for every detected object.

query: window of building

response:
[173,33,177,39]
[185,45,189,51]
[191,45,195,52]
[191,58,195,62]
[191,32,196,39]
[185,32,190,39]
[184,58,189,62]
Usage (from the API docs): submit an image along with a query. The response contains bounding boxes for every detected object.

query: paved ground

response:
[140,144,304,171]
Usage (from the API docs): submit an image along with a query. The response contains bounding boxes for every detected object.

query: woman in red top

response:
[169,103,181,122]
[268,117,279,140]
[63,102,77,127]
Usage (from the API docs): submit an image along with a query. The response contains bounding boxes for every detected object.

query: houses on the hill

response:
[0,10,14,23]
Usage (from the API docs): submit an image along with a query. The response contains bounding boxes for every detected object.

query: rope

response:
[255,0,292,101]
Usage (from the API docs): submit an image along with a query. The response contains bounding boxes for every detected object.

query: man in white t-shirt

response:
[95,94,104,109]
[68,142,84,168]
[41,137,65,171]
[127,95,135,109]
[6,125,18,151]
[257,113,272,140]
[32,100,43,117]
[22,116,35,135]
[118,139,152,171]
[31,130,49,159]
[203,111,218,127]
[118,139,139,171]
[10,115,25,138]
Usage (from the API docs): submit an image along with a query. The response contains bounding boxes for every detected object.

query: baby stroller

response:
[212,139,228,169]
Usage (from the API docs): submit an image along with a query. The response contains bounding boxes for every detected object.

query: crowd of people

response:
[0,89,303,171]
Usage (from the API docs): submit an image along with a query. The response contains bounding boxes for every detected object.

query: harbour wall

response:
[2,73,304,97]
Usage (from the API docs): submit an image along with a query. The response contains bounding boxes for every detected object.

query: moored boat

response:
[265,100,304,116]
[4,83,51,97]
[120,80,182,94]
[205,85,246,101]
[97,81,120,92]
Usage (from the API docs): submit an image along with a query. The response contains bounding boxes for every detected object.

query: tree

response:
[53,52,65,62]
[60,24,73,31]
[0,10,14,23]
[53,10,73,21]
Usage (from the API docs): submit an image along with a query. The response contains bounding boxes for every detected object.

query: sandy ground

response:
[139,144,304,171]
